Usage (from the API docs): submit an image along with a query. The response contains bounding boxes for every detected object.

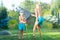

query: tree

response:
[20,0,35,12]
[8,10,19,29]
[0,7,7,20]
[50,0,60,17]
[8,10,19,22]
[41,3,50,16]
[0,7,9,29]
[50,0,60,28]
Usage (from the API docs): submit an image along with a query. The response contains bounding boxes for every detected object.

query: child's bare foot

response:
[18,37,21,40]
[21,37,24,40]
[33,36,36,39]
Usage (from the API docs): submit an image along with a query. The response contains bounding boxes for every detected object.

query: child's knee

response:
[33,27,36,31]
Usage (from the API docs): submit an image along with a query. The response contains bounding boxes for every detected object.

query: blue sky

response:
[0,0,52,10]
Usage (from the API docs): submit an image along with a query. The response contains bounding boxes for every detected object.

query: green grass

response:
[0,29,60,40]
[0,32,60,40]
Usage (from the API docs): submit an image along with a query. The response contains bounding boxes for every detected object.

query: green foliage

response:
[26,16,35,29]
[50,0,60,17]
[8,10,19,20]
[42,21,52,29]
[1,25,8,30]
[0,7,7,20]
[53,24,60,28]
[8,20,18,29]
[41,3,50,16]
[0,7,8,29]
[50,0,60,28]
[20,0,35,12]
[8,10,19,29]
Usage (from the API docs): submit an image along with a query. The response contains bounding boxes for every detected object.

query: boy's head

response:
[36,2,41,8]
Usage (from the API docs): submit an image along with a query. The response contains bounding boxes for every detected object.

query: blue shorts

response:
[38,16,44,26]
[18,23,25,30]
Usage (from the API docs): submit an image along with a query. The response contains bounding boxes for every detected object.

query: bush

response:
[0,7,7,20]
[42,21,52,29]
[8,20,18,29]
[0,7,8,29]
[53,24,60,28]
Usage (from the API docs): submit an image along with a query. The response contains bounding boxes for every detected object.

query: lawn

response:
[0,29,60,40]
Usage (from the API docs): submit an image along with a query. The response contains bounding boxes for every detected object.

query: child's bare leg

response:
[18,30,23,39]
[33,24,37,36]
[18,31,21,39]
[21,30,24,38]
[37,26,42,37]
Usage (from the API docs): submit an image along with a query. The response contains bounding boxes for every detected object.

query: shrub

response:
[8,20,18,29]
[53,24,60,28]
[42,21,52,29]
[0,7,7,20]
[0,7,8,29]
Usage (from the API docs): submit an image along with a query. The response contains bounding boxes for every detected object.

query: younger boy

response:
[18,11,26,39]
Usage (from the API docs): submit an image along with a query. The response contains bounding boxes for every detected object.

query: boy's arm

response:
[35,8,38,18]
[31,8,37,17]
[23,17,26,23]
[31,14,36,17]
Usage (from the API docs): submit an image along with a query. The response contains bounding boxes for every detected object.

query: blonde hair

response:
[36,1,41,5]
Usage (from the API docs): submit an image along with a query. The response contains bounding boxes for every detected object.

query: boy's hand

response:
[31,14,35,17]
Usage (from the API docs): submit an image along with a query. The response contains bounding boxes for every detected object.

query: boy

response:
[32,2,44,37]
[18,11,26,39]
